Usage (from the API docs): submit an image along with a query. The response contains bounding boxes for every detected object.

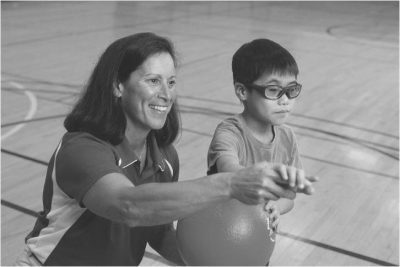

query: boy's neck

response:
[240,112,274,144]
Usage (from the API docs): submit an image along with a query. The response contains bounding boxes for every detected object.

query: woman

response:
[16,32,315,266]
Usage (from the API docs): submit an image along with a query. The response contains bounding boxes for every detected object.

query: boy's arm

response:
[215,154,243,172]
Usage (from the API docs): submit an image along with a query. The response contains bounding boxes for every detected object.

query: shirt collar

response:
[115,132,166,172]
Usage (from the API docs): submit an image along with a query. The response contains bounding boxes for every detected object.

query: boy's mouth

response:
[275,109,290,113]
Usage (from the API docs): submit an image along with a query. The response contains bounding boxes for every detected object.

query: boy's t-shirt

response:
[207,114,302,174]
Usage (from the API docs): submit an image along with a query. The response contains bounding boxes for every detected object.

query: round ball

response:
[176,200,276,266]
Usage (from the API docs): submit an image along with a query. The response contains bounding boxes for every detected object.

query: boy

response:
[207,38,305,249]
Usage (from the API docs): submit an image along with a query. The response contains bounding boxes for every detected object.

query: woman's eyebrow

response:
[143,73,161,77]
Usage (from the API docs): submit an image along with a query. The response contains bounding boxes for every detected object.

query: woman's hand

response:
[229,161,318,205]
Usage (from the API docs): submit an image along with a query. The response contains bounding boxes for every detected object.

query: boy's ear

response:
[113,82,123,98]
[234,82,248,102]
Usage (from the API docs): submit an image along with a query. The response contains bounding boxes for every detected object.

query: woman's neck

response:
[240,112,274,144]
[124,121,150,150]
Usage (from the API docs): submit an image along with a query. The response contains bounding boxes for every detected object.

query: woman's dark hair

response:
[232,39,299,84]
[64,32,180,146]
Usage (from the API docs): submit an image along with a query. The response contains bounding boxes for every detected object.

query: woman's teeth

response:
[150,105,167,112]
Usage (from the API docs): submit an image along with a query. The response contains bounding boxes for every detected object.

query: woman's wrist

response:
[209,172,232,201]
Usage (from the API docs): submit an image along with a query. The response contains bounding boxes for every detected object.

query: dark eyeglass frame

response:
[244,83,302,100]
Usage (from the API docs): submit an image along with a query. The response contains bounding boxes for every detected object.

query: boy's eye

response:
[265,86,282,95]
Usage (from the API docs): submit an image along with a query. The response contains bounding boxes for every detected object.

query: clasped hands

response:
[230,161,319,205]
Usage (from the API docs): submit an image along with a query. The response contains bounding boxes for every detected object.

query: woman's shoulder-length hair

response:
[64,32,181,147]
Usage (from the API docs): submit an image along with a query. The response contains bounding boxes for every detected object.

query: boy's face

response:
[244,72,298,126]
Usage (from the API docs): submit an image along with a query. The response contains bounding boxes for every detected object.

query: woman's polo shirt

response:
[25,131,179,266]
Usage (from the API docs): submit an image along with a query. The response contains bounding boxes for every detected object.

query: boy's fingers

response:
[306,175,319,182]
[276,164,288,181]
[296,169,305,189]
[297,185,315,195]
[287,166,297,187]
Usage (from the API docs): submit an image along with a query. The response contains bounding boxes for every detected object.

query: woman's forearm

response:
[118,173,231,227]
[83,162,301,227]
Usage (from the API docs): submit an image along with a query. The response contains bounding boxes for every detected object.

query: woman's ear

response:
[113,82,123,98]
[234,82,248,102]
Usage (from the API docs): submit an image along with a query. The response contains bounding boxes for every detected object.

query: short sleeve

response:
[55,134,123,204]
[287,128,303,169]
[207,121,243,172]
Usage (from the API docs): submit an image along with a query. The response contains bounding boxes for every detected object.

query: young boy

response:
[207,38,305,248]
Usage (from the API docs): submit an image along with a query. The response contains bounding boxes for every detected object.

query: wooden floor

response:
[1,1,399,266]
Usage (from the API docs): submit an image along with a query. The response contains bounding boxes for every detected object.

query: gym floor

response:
[1,1,399,266]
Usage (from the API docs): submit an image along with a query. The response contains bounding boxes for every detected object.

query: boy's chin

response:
[271,119,287,126]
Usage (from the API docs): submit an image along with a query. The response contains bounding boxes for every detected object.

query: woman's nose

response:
[158,82,172,101]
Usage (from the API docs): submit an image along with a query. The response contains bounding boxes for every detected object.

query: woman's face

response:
[119,52,177,133]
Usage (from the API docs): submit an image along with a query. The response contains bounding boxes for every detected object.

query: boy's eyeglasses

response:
[245,83,302,100]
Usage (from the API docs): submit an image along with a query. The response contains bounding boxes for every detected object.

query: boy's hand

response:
[264,201,279,232]
[272,163,319,195]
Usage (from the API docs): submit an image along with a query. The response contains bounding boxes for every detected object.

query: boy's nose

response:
[278,93,290,105]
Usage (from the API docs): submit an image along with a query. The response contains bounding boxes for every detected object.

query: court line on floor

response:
[289,123,399,160]
[1,114,68,128]
[1,82,38,141]
[1,149,48,166]
[3,83,78,107]
[326,23,398,49]
[1,198,396,266]
[1,123,397,180]
[278,231,397,266]
[301,155,398,180]
[179,104,398,159]
[1,199,39,218]
[181,127,398,180]
[178,95,399,139]
[3,2,247,47]
[2,71,81,90]
[179,104,399,159]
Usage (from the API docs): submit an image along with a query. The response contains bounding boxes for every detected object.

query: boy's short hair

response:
[232,39,299,84]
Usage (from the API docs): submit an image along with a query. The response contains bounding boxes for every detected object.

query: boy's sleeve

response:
[207,122,243,173]
[289,129,303,169]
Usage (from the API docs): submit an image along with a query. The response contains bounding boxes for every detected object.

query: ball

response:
[176,200,276,266]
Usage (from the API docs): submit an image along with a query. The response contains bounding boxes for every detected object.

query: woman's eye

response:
[149,79,160,85]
